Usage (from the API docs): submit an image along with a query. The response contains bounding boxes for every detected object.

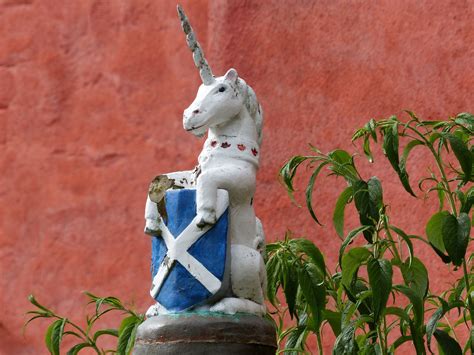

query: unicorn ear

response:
[224,68,239,83]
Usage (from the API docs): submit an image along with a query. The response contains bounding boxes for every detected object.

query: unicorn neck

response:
[208,108,259,146]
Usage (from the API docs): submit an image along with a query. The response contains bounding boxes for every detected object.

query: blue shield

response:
[150,189,229,312]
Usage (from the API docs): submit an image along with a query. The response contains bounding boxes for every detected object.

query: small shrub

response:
[25,293,144,355]
[267,112,473,354]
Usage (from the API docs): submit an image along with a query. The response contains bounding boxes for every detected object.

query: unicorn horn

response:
[177,4,215,85]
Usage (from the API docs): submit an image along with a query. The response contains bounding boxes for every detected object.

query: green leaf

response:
[446,133,473,184]
[289,238,326,274]
[282,260,299,319]
[426,211,450,253]
[400,257,428,299]
[442,212,471,266]
[382,120,400,172]
[333,322,359,355]
[333,186,353,239]
[341,247,371,289]
[353,180,371,219]
[404,110,420,121]
[265,250,282,306]
[280,155,309,197]
[391,336,413,351]
[398,167,416,197]
[389,225,414,265]
[28,295,53,315]
[45,319,66,355]
[284,326,308,354]
[434,329,462,355]
[454,112,474,130]
[298,263,326,329]
[426,300,464,352]
[429,132,442,144]
[368,118,377,141]
[453,128,469,144]
[305,161,330,225]
[460,187,474,214]
[51,318,66,355]
[45,321,56,353]
[381,120,416,196]
[328,149,352,162]
[84,292,125,316]
[125,322,139,355]
[353,180,378,242]
[367,177,383,210]
[66,343,93,355]
[117,315,141,355]
[93,328,119,341]
[328,149,358,180]
[454,112,474,132]
[436,182,445,211]
[393,285,425,353]
[393,285,423,328]
[367,258,393,321]
[339,225,373,266]
[363,136,373,162]
[322,310,341,336]
[24,314,49,329]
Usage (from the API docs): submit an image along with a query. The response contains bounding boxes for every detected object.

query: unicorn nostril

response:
[193,109,200,114]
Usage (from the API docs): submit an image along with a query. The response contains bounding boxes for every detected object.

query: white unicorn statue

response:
[144,5,266,317]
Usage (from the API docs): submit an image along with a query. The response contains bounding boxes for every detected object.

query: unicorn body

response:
[144,6,266,316]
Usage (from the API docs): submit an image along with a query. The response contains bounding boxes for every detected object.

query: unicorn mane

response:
[240,79,263,146]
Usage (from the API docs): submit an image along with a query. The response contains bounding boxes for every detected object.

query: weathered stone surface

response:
[0,68,15,109]
[133,313,276,355]
[1,1,473,353]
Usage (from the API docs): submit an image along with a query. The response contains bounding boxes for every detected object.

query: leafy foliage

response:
[268,112,473,354]
[25,293,144,354]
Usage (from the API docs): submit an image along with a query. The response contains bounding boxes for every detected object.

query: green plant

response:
[267,112,473,354]
[24,293,144,355]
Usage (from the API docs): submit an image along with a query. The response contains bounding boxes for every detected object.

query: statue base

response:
[133,312,277,355]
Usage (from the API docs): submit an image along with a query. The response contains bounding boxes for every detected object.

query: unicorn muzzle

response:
[183,110,207,133]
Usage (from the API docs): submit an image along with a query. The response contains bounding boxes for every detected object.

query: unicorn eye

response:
[218,86,226,93]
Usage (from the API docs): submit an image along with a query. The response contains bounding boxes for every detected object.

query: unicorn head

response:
[177,5,263,143]
[183,68,247,136]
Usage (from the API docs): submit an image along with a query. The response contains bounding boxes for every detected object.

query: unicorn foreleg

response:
[195,165,256,229]
[196,171,218,227]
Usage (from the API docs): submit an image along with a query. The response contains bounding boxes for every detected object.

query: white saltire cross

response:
[150,190,229,299]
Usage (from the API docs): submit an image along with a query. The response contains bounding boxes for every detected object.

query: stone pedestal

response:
[133,312,277,355]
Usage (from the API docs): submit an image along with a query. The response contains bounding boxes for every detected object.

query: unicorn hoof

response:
[196,211,216,228]
[209,297,266,316]
[146,304,160,318]
[144,226,161,236]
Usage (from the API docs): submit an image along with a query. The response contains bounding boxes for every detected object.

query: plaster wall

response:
[1,0,473,352]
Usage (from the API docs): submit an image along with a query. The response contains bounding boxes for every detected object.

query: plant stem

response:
[66,320,100,353]
[403,124,457,215]
[443,315,459,341]
[432,152,457,216]
[383,317,389,355]
[377,323,387,355]
[316,331,324,355]
[462,258,474,354]
[462,259,474,329]
[382,216,401,263]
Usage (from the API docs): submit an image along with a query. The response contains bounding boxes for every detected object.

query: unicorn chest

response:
[198,138,260,168]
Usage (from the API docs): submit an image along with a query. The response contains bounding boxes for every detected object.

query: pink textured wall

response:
[1,0,473,352]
